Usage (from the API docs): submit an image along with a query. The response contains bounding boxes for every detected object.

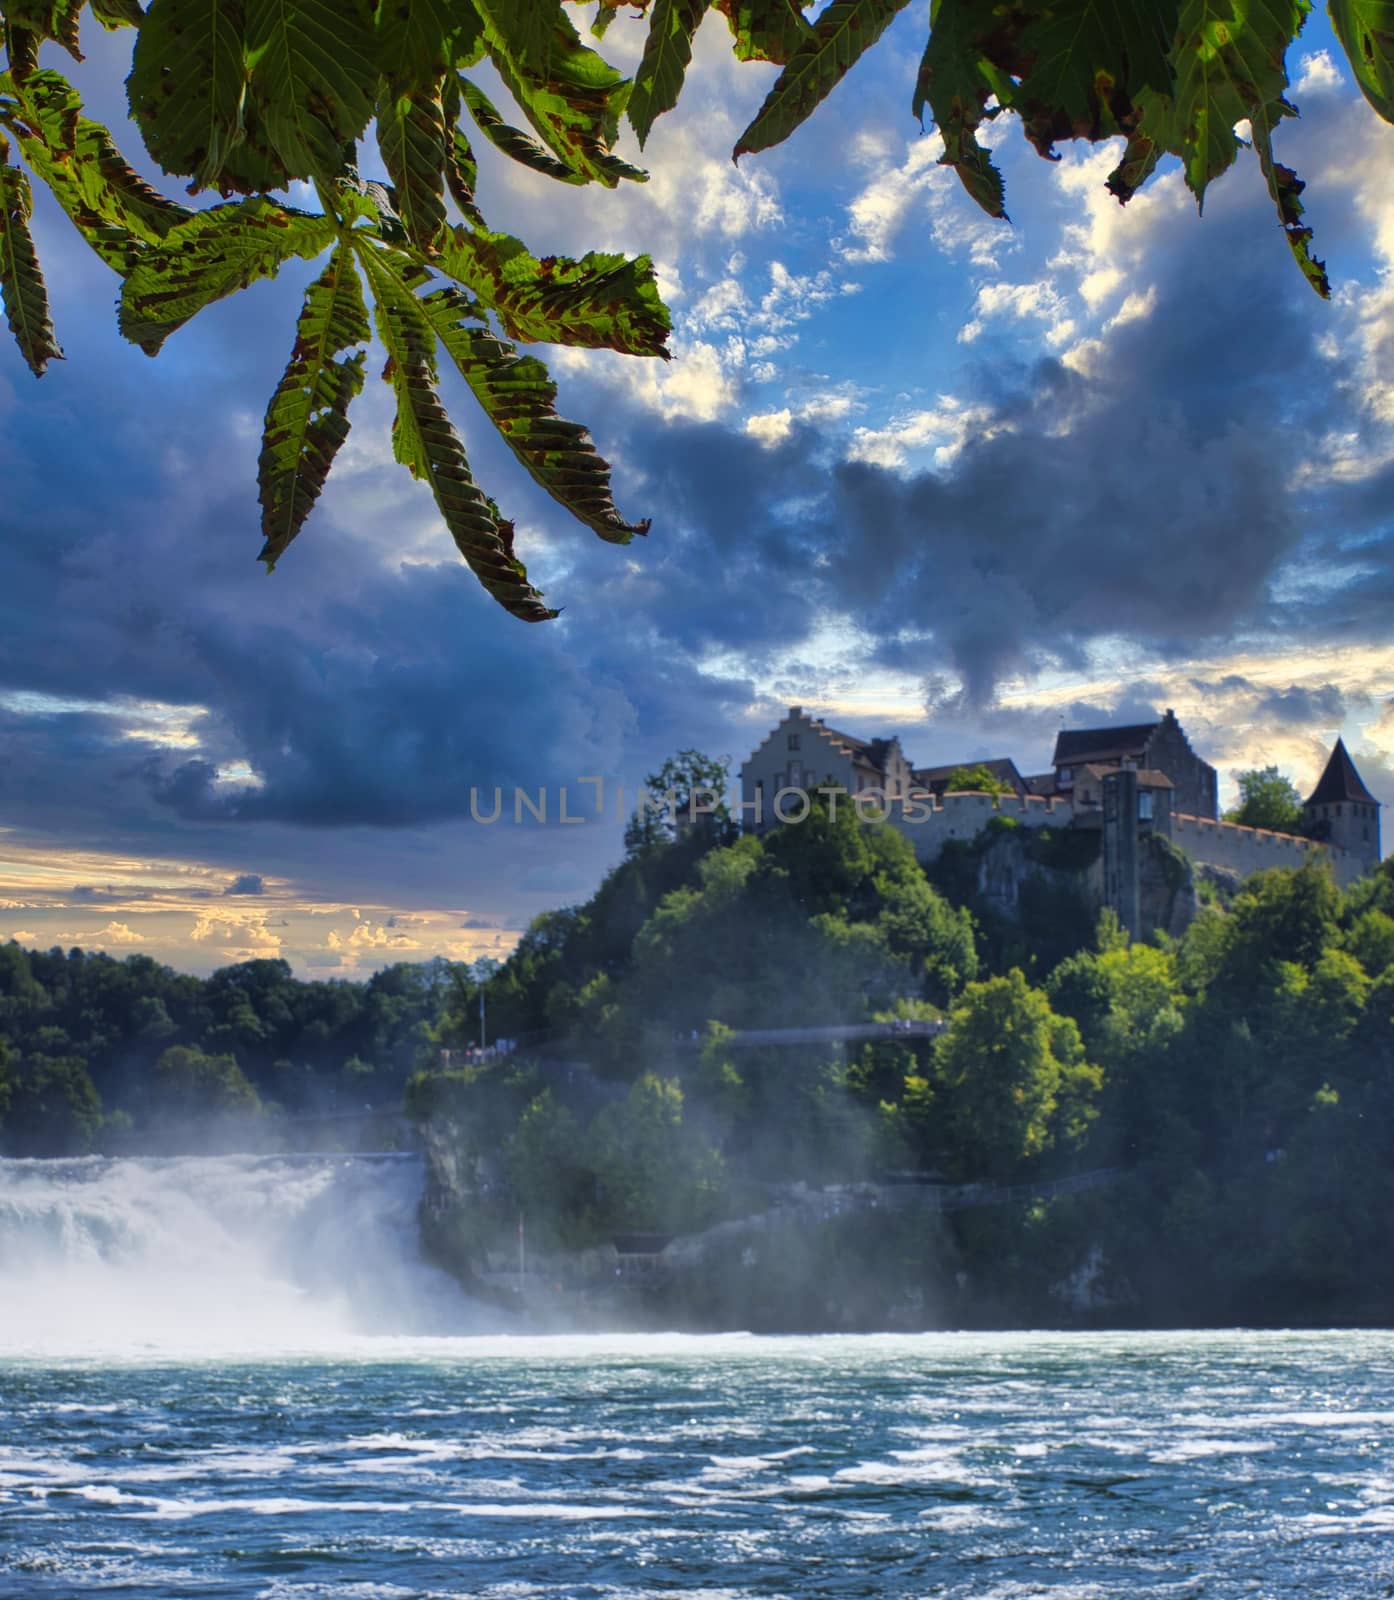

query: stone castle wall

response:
[1170,813,1360,888]
[885,791,1071,861]
[870,791,1361,887]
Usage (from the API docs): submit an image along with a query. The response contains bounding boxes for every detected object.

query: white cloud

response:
[846,397,1004,471]
[1296,50,1343,96]
[958,279,1073,344]
[1104,286,1157,330]
[842,132,1011,267]
[641,148,783,239]
[631,338,740,421]
[688,277,750,332]
[745,409,793,446]
[327,921,422,953]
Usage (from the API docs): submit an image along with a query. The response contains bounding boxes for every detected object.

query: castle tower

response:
[1303,739,1381,876]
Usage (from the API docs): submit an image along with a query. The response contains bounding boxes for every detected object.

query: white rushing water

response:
[0,1154,484,1356]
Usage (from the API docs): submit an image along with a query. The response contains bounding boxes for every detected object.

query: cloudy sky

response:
[1,7,1391,976]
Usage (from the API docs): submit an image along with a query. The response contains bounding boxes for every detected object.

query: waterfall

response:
[0,1154,486,1355]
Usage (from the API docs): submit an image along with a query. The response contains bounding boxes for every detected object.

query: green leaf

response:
[258,244,370,569]
[89,0,145,27]
[734,0,913,158]
[421,282,649,544]
[1168,0,1308,206]
[473,0,639,185]
[630,0,709,146]
[9,68,192,269]
[441,75,484,224]
[4,25,41,81]
[127,0,250,191]
[375,72,448,251]
[714,0,814,64]
[0,153,63,375]
[1330,0,1394,122]
[438,223,671,356]
[374,0,478,79]
[1109,0,1326,292]
[243,0,377,183]
[356,240,558,622]
[460,74,587,183]
[1249,106,1330,295]
[1014,0,1180,156]
[119,196,336,353]
[1105,96,1165,201]
[4,1,83,60]
[590,2,624,39]
[913,0,1008,219]
[469,0,556,80]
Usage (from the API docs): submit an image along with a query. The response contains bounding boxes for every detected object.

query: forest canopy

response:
[1,0,1387,617]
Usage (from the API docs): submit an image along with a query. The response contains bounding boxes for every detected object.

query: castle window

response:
[1058,767,1073,785]
[1336,803,1343,817]
[1138,792,1153,820]
[788,733,800,751]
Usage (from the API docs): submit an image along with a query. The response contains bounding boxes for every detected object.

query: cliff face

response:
[1139,832,1199,938]
[416,1130,971,1330]
[414,1124,1140,1332]
[975,827,1101,921]
[417,1111,495,1290]
[973,824,1196,942]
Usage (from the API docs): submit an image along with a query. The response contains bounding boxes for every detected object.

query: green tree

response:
[152,1045,262,1118]
[587,1072,723,1233]
[504,1090,593,1243]
[0,1035,12,1131]
[624,750,734,856]
[1224,767,1306,833]
[1345,908,1394,977]
[3,1055,104,1155]
[944,764,1013,796]
[931,969,1101,1180]
[1,0,1381,618]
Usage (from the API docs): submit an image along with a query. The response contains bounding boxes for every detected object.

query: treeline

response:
[412,791,1394,1323]
[8,769,1394,1322]
[0,948,461,1155]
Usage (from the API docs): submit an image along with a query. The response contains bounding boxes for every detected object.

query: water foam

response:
[0,1153,483,1355]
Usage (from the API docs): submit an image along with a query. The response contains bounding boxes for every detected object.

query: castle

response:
[739,706,1382,934]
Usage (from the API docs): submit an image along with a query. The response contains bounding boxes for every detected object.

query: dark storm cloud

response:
[224,874,265,896]
[0,261,753,843]
[587,108,1393,711]
[1187,676,1357,727]
[640,214,1341,706]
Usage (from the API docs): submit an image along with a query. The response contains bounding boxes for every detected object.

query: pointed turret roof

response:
[1305,739,1378,807]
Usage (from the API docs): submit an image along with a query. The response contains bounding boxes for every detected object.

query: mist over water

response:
[0,1154,483,1356]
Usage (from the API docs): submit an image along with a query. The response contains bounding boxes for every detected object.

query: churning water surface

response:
[1,1157,1392,1598]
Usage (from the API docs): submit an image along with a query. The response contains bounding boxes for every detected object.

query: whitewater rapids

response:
[0,1153,486,1356]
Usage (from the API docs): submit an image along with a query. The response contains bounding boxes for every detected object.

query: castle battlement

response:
[742,707,1380,895]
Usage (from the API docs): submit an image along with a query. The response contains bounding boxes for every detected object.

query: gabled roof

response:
[814,721,900,771]
[816,721,870,754]
[1305,739,1378,807]
[913,757,1025,795]
[1053,722,1159,767]
[1081,763,1173,789]
[1022,772,1058,797]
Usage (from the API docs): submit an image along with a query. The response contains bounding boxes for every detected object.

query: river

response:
[1,1156,1391,1597]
